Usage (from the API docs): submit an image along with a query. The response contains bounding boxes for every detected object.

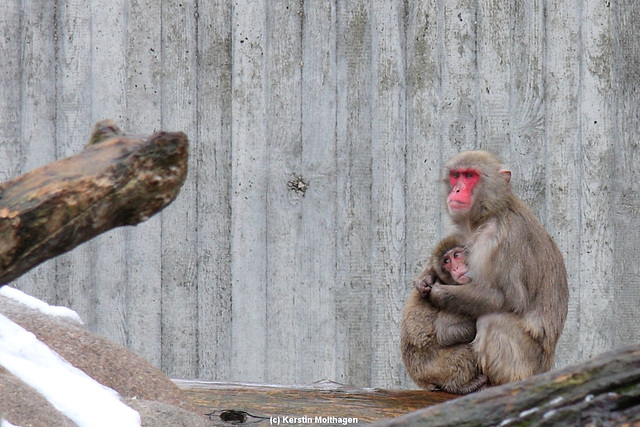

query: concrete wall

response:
[1,0,639,388]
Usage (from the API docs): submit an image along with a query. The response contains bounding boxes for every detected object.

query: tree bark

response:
[374,344,640,427]
[0,120,188,285]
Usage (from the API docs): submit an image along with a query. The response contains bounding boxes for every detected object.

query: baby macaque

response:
[401,236,486,394]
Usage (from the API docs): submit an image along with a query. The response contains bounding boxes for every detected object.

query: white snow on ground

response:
[0,313,140,427]
[0,286,83,324]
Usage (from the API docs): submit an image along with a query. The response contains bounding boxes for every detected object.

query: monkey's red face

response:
[442,248,471,285]
[448,169,480,213]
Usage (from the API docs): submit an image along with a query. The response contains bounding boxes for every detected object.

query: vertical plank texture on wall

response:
[53,0,95,327]
[442,0,477,154]
[298,0,338,385]
[160,0,200,378]
[264,0,303,384]
[404,0,443,388]
[123,0,164,367]
[477,0,510,155]
[507,0,546,220]
[370,0,407,388]
[578,0,615,360]
[612,0,640,347]
[12,0,58,304]
[90,0,129,350]
[230,0,268,382]
[3,0,640,389]
[195,0,233,381]
[334,0,374,388]
[0,0,22,185]
[545,0,582,368]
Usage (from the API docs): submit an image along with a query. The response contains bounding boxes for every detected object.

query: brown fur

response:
[401,236,486,394]
[428,151,569,385]
[430,235,465,286]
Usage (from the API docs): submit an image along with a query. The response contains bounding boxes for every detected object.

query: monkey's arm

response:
[429,283,505,318]
[434,312,476,346]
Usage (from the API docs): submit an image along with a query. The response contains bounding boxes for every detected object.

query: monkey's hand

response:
[413,267,437,298]
[414,279,431,298]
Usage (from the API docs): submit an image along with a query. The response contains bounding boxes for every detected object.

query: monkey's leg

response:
[442,373,487,395]
[474,313,548,385]
[428,344,484,395]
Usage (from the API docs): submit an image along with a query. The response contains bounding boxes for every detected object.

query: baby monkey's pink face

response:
[441,247,471,285]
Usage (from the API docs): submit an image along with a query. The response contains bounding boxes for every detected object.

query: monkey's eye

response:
[465,172,475,179]
[451,171,460,179]
[442,257,450,266]
[453,251,461,258]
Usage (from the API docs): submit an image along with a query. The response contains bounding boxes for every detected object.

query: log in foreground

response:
[374,344,640,427]
[174,379,454,425]
[0,120,188,285]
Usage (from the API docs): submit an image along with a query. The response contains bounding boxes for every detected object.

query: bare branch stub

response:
[0,120,188,285]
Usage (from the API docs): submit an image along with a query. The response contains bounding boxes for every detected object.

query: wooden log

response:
[0,120,188,285]
[177,343,640,426]
[374,344,640,426]
[174,379,455,425]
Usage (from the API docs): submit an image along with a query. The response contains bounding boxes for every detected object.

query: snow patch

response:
[549,396,564,405]
[0,286,83,324]
[0,314,140,427]
[519,407,539,417]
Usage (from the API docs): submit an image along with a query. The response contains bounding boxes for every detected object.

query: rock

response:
[0,291,207,426]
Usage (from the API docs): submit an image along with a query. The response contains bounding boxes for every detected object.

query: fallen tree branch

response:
[374,344,640,426]
[0,120,188,285]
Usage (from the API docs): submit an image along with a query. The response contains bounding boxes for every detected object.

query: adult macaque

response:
[421,151,568,385]
[401,235,486,394]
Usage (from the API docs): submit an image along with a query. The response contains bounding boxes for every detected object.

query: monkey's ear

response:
[500,169,511,183]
